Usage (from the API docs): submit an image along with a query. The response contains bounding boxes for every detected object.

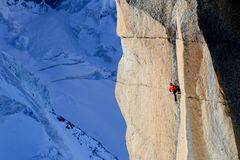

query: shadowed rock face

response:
[196,0,240,155]
[116,0,240,159]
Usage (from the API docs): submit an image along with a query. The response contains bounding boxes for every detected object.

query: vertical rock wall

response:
[115,0,240,159]
[115,1,177,159]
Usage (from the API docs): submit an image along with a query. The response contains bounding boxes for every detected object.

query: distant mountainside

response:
[0,52,118,160]
[0,0,128,159]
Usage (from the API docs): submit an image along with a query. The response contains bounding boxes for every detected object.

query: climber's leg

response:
[173,91,177,102]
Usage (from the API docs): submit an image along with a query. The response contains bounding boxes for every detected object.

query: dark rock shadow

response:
[196,0,240,156]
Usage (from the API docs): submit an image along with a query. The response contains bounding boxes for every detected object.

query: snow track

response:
[39,60,84,71]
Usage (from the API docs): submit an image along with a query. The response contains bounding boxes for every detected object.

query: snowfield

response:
[0,0,128,159]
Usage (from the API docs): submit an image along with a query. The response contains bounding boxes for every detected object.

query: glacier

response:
[0,0,128,159]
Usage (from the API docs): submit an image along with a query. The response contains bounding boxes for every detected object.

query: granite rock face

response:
[115,0,240,159]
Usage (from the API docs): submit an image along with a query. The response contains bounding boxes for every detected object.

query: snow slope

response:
[0,0,128,159]
[0,52,118,160]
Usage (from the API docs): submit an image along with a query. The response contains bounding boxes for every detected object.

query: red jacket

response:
[169,85,176,92]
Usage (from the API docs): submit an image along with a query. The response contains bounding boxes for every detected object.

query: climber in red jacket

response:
[169,83,175,92]
[169,83,181,102]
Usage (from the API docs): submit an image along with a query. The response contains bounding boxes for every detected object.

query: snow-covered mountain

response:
[0,0,128,159]
[0,52,118,160]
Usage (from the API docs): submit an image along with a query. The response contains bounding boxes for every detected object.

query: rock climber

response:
[169,83,181,102]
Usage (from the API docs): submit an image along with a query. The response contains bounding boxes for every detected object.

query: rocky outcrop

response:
[115,0,240,159]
